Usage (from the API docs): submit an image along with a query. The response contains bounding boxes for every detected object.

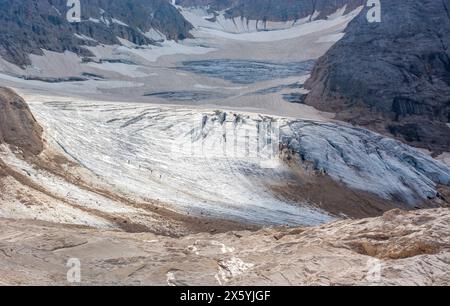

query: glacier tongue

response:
[27,98,450,226]
[282,121,450,204]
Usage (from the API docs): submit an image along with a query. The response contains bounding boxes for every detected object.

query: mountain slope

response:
[304,0,450,153]
[18,92,450,226]
[0,87,43,155]
[0,0,193,67]
[176,0,365,22]
[0,88,256,235]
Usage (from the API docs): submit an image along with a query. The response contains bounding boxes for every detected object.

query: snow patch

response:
[192,7,362,42]
[111,18,129,27]
[144,28,166,42]
[84,62,150,78]
[316,33,345,43]
[74,33,97,42]
[116,40,214,63]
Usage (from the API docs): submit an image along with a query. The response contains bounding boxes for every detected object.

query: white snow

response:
[0,146,119,228]
[111,18,129,27]
[0,73,144,96]
[18,95,450,226]
[144,28,166,41]
[88,17,101,23]
[24,97,335,226]
[100,15,111,26]
[4,2,444,230]
[2,148,136,216]
[283,121,450,203]
[192,7,362,42]
[117,37,138,48]
[84,62,149,78]
[115,40,214,63]
[180,7,308,34]
[326,5,348,19]
[26,50,83,77]
[0,57,24,75]
[74,33,98,42]
[316,33,345,43]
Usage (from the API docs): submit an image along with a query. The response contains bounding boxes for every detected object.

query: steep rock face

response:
[0,0,193,67]
[304,0,450,153]
[175,0,365,21]
[280,119,450,205]
[0,87,43,155]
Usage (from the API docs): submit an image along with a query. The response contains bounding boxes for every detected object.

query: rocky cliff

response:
[0,0,193,67]
[304,0,450,153]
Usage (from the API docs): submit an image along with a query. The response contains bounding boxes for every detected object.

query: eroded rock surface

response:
[304,0,450,153]
[0,208,448,285]
[0,0,193,67]
[0,87,43,155]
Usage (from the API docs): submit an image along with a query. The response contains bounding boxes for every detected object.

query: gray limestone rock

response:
[304,0,450,153]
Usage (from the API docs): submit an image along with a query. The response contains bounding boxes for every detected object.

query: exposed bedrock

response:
[304,0,450,153]
[0,87,43,155]
[0,0,193,67]
[0,208,448,285]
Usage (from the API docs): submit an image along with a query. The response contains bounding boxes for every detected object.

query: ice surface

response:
[180,60,315,84]
[24,97,450,226]
[27,98,335,226]
[282,121,450,203]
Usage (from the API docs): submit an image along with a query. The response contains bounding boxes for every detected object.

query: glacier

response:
[23,96,450,226]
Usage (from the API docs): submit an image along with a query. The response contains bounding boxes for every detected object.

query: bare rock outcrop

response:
[0,208,448,285]
[0,0,193,67]
[176,0,365,21]
[304,0,450,153]
[0,87,43,155]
